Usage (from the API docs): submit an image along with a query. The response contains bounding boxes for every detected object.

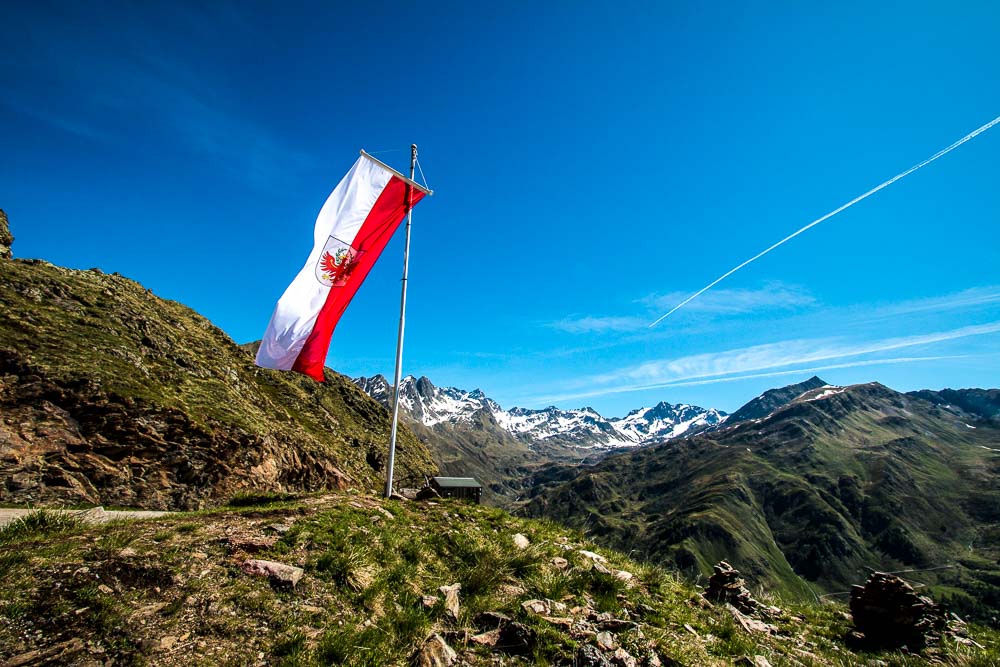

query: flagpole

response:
[385,144,417,499]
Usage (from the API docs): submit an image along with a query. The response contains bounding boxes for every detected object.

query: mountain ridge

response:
[0,227,437,509]
[520,377,1000,623]
[352,373,728,449]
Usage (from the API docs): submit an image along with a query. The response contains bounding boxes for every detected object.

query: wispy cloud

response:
[639,281,816,315]
[865,286,1000,320]
[549,282,816,335]
[593,321,1000,385]
[547,316,649,334]
[529,355,965,405]
[528,320,1000,404]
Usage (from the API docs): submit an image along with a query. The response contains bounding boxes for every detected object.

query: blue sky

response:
[2,1,998,415]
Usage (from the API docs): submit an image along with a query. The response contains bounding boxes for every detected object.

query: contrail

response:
[649,114,1000,328]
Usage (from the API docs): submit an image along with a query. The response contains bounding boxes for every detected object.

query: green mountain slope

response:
[0,252,435,509]
[522,381,1000,623]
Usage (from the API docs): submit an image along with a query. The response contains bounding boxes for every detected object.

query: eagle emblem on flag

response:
[316,236,359,287]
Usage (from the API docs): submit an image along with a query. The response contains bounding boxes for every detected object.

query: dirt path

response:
[0,506,171,528]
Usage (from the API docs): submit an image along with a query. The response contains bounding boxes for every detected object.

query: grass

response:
[0,493,997,666]
[0,509,83,545]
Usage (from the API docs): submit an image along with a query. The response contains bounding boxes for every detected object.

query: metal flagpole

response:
[385,144,418,499]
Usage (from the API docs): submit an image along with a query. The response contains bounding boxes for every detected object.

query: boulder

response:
[438,582,461,620]
[576,644,613,667]
[578,549,607,563]
[412,633,456,667]
[521,598,566,616]
[494,620,536,655]
[611,647,637,667]
[470,628,500,646]
[240,559,303,590]
[475,610,511,628]
[474,610,536,655]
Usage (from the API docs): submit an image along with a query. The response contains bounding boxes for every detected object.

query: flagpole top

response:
[359,149,433,196]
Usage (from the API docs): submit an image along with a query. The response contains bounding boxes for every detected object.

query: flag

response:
[256,152,428,381]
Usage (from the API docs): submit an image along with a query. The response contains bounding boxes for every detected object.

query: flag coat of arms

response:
[256,153,428,381]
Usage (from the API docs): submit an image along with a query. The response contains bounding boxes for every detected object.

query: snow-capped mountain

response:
[614,401,727,443]
[352,374,726,449]
[496,405,633,449]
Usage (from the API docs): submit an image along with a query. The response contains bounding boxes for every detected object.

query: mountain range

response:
[352,374,728,502]
[519,378,1000,623]
[356,370,1000,623]
[353,373,727,450]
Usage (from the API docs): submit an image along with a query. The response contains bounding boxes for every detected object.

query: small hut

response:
[429,476,483,504]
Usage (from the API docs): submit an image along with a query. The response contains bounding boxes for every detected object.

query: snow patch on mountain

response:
[804,386,845,402]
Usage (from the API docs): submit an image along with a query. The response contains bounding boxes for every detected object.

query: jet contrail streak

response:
[649,114,1000,328]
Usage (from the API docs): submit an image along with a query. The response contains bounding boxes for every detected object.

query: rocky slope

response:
[0,216,435,510]
[0,210,12,260]
[522,379,1000,625]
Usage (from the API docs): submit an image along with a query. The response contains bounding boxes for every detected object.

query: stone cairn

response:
[848,572,968,651]
[704,561,766,616]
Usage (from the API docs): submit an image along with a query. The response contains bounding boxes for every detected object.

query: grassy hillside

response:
[522,383,1000,624]
[1,493,997,666]
[0,256,435,509]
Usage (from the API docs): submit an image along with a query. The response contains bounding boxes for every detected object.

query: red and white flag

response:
[256,152,429,381]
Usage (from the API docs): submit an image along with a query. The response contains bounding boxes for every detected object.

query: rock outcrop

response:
[848,572,968,650]
[0,209,12,259]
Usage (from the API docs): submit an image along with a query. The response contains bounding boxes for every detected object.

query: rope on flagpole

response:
[415,157,431,191]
